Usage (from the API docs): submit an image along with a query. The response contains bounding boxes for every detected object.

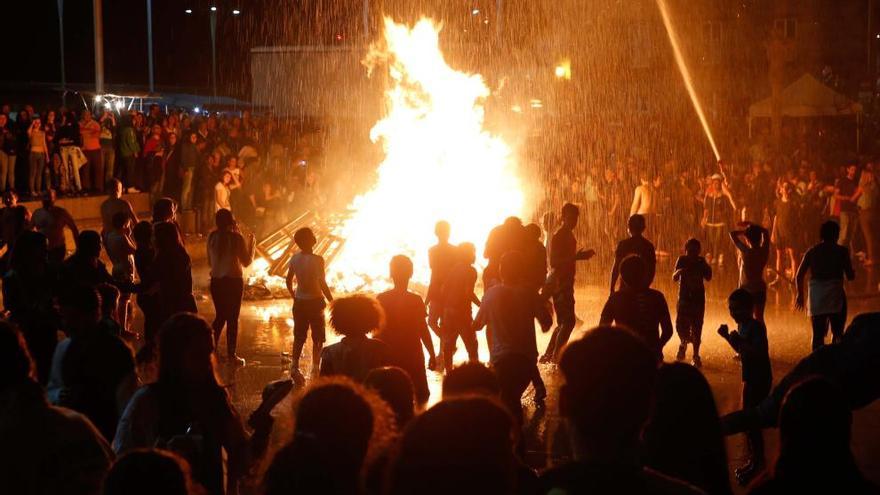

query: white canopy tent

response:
[748,73,863,148]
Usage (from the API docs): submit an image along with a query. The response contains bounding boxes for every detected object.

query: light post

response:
[56,0,66,101]
[147,0,154,93]
[185,5,240,100]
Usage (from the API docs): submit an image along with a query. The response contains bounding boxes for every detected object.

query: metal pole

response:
[93,0,105,94]
[57,0,66,103]
[147,0,155,93]
[210,10,217,98]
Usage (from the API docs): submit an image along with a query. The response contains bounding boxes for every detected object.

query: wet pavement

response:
[153,258,880,492]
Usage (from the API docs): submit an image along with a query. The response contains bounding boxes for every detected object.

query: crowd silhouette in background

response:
[0,101,880,495]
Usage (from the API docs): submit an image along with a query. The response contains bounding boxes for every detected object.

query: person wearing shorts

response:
[286,228,334,382]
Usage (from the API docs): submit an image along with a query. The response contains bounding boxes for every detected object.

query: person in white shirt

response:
[214,170,234,213]
[285,227,334,383]
[207,208,254,366]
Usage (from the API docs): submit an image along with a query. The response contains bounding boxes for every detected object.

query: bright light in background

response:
[327,18,525,292]
[530,99,543,109]
[554,58,572,80]
[472,9,480,15]
[94,95,102,102]
[210,6,217,12]
[232,9,240,15]
[193,106,201,113]
[185,8,192,14]
[115,100,125,110]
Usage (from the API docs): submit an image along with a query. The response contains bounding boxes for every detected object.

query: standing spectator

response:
[105,212,137,332]
[540,204,596,363]
[835,164,860,249]
[286,227,334,381]
[600,255,674,359]
[56,287,137,442]
[731,223,771,322]
[441,243,481,370]
[32,188,79,264]
[0,323,113,495]
[540,328,703,494]
[2,231,59,384]
[0,113,17,192]
[795,221,856,350]
[142,125,165,201]
[425,220,457,342]
[180,131,200,210]
[79,111,103,193]
[100,179,138,238]
[856,166,878,266]
[643,363,733,495]
[56,112,83,194]
[672,238,711,367]
[320,295,390,382]
[214,169,234,213]
[376,255,437,404]
[114,313,284,495]
[474,251,552,423]
[717,289,772,485]
[771,182,799,282]
[99,110,116,185]
[154,222,197,326]
[27,115,48,197]
[610,214,657,293]
[118,114,141,192]
[207,209,254,366]
[702,173,736,265]
[161,132,182,204]
[131,221,159,362]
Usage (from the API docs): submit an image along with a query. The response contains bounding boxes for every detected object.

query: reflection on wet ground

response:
[171,259,880,492]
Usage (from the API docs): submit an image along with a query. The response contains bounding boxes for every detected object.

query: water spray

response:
[655,0,721,162]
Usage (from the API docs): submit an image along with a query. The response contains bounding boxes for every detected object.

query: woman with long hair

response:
[207,209,254,366]
[114,313,288,495]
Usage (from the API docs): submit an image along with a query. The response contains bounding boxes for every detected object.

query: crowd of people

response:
[1,101,880,495]
[0,102,326,236]
[0,184,877,494]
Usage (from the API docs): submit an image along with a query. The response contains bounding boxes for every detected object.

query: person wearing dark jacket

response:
[154,222,197,326]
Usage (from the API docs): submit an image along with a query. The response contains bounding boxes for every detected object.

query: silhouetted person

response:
[132,221,159,362]
[717,288,772,485]
[154,222,197,326]
[103,449,195,495]
[610,213,656,293]
[263,378,393,495]
[442,361,502,399]
[320,295,390,382]
[286,227,334,382]
[673,238,711,367]
[364,366,416,429]
[106,211,137,332]
[730,222,770,322]
[795,220,855,350]
[100,179,138,239]
[208,209,255,366]
[425,220,457,343]
[377,255,436,403]
[644,363,732,495]
[389,397,522,495]
[440,242,481,370]
[115,313,285,495]
[539,327,703,494]
[0,322,112,495]
[723,312,880,434]
[522,224,549,405]
[748,378,879,495]
[483,216,525,289]
[2,230,59,384]
[56,287,137,442]
[60,230,115,289]
[474,251,552,423]
[96,283,124,338]
[600,255,673,358]
[32,188,78,264]
[541,203,595,363]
